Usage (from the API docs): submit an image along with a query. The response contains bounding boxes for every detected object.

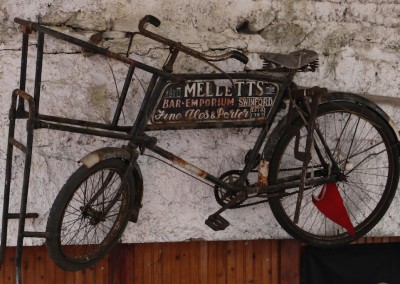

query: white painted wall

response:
[0,0,399,245]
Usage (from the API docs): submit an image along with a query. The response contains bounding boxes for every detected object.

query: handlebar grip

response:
[141,15,161,28]
[231,51,249,64]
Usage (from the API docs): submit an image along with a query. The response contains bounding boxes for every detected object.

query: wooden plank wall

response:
[0,245,109,284]
[0,246,110,284]
[109,240,282,284]
[0,237,399,284]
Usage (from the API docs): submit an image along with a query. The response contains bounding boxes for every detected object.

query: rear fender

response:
[326,92,400,142]
[264,91,400,161]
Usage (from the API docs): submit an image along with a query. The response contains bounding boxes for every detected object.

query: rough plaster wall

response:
[0,0,399,245]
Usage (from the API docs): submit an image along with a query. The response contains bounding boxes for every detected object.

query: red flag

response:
[312,183,356,237]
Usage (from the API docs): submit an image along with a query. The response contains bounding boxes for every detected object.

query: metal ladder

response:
[0,31,49,284]
[0,21,146,283]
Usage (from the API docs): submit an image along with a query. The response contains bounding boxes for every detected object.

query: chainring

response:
[214,170,249,209]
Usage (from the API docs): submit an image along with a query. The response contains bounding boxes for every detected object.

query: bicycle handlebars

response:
[138,15,249,65]
[141,15,161,28]
[229,51,249,64]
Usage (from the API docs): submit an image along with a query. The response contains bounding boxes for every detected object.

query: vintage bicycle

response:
[1,15,399,282]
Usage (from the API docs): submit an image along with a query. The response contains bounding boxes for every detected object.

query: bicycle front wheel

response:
[46,158,135,270]
[268,101,399,246]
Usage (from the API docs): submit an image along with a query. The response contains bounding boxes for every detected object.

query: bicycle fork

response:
[80,143,140,223]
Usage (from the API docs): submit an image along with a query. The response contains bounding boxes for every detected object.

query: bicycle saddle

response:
[260,49,318,71]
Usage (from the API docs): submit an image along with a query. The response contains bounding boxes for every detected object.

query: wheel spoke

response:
[47,159,132,270]
[269,102,398,246]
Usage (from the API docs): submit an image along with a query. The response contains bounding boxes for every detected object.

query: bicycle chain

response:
[214,170,308,209]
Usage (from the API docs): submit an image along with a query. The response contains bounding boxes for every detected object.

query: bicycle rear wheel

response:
[268,101,399,246]
[46,158,135,270]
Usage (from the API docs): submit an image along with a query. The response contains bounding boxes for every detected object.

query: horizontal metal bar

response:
[37,109,265,132]
[36,120,133,140]
[36,113,131,132]
[177,72,287,83]
[35,120,157,148]
[8,138,26,153]
[145,121,265,131]
[7,213,39,219]
[14,18,177,81]
[22,231,50,238]
[258,175,338,195]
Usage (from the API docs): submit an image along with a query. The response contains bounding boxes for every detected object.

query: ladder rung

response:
[8,213,39,219]
[22,231,50,239]
[9,138,26,153]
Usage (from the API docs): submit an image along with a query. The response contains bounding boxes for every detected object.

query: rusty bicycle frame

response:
[2,15,335,283]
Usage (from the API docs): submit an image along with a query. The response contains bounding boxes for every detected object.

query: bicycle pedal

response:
[205,214,230,231]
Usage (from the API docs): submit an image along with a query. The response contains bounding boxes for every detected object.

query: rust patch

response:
[258,160,269,186]
[173,156,208,178]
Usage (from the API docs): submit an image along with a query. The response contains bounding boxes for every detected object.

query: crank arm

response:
[205,191,247,231]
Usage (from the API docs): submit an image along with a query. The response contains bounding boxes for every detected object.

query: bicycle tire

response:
[46,158,135,271]
[268,101,399,246]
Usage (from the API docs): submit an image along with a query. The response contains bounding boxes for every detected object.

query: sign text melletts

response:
[151,80,278,124]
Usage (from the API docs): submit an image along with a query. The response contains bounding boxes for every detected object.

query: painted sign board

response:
[149,79,280,129]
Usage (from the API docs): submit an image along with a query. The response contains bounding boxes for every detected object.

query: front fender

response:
[79,147,131,168]
[79,147,144,223]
